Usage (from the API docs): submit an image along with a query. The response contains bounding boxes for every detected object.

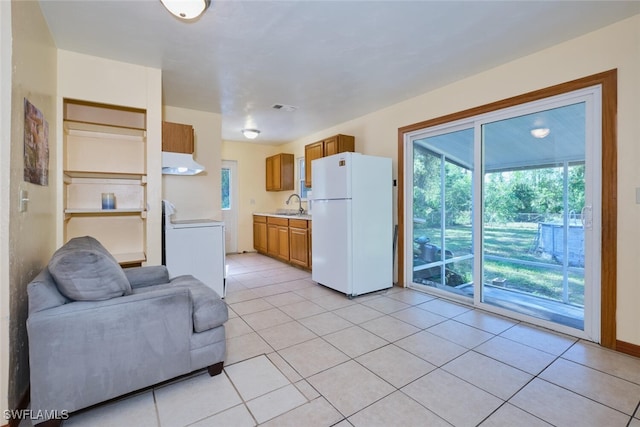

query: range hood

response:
[162,152,205,175]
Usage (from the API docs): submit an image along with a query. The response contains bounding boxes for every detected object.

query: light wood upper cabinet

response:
[304,142,324,188]
[162,121,194,153]
[324,135,350,156]
[266,153,294,191]
[304,134,355,187]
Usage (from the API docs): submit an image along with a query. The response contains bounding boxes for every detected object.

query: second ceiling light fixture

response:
[160,0,211,20]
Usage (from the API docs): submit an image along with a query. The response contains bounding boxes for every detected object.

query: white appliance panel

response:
[311,153,351,200]
[351,155,393,295]
[170,219,223,228]
[311,199,351,294]
[164,220,226,297]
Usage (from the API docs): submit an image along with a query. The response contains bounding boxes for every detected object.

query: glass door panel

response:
[481,103,586,329]
[412,127,474,298]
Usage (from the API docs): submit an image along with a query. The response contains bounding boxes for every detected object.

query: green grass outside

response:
[413,222,585,306]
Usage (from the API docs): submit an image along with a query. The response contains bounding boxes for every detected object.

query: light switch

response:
[19,189,29,212]
[636,188,640,204]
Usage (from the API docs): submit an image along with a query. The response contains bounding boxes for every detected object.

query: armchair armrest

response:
[124,265,170,289]
[27,287,191,417]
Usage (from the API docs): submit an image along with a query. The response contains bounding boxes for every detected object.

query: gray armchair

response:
[26,236,228,426]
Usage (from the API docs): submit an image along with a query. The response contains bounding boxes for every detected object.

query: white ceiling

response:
[38,0,640,145]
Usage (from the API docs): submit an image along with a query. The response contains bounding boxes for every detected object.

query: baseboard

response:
[616,340,640,358]
[5,386,30,427]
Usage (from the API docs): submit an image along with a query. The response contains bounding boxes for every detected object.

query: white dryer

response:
[162,200,226,298]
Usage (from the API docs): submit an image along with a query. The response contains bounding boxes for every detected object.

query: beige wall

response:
[0,0,11,417]
[57,50,163,264]
[4,0,58,412]
[162,106,222,221]
[221,141,281,252]
[1,8,638,417]
[234,15,640,345]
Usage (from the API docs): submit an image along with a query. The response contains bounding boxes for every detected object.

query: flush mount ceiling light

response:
[241,129,260,140]
[160,0,211,20]
[530,127,551,139]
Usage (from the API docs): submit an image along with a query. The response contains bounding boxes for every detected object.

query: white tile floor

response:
[23,253,640,426]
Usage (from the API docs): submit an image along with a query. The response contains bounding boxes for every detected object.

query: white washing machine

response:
[163,201,226,298]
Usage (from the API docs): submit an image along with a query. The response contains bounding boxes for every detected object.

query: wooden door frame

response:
[397,70,617,349]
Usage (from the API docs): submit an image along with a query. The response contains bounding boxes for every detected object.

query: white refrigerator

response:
[311,152,393,297]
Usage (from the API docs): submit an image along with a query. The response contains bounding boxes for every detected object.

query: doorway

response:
[405,86,603,341]
[221,160,238,254]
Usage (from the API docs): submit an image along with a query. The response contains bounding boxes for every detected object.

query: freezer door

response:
[311,199,351,295]
[311,153,352,200]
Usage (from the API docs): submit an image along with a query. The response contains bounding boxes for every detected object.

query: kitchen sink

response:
[267,211,309,217]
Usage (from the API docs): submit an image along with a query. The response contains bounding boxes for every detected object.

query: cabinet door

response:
[324,136,338,156]
[279,154,294,191]
[308,221,312,269]
[272,155,283,190]
[277,226,290,261]
[162,121,194,153]
[337,134,355,153]
[266,154,293,191]
[267,223,279,257]
[326,134,355,155]
[304,141,324,188]
[265,155,276,191]
[289,227,308,268]
[253,220,267,253]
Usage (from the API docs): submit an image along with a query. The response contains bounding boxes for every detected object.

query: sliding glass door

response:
[412,127,474,298]
[407,87,601,339]
[480,102,592,331]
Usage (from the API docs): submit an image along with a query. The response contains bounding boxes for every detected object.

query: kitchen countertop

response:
[254,211,312,220]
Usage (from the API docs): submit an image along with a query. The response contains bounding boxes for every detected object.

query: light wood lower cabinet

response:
[253,215,311,269]
[253,215,267,253]
[289,219,309,268]
[266,217,289,262]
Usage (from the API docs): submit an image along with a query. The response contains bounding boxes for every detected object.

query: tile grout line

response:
[226,255,640,426]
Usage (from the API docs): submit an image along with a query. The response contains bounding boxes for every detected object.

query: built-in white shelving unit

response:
[63,100,148,266]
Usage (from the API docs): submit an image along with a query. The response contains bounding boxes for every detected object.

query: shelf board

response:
[64,120,146,136]
[64,171,146,181]
[65,208,145,214]
[113,252,146,265]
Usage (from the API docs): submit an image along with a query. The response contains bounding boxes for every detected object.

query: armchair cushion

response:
[135,275,228,332]
[181,279,228,332]
[27,268,70,313]
[48,236,132,301]
[124,265,170,289]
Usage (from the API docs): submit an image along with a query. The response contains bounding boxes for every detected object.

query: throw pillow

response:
[48,236,132,301]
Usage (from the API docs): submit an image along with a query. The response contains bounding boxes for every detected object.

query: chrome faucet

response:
[286,193,305,215]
